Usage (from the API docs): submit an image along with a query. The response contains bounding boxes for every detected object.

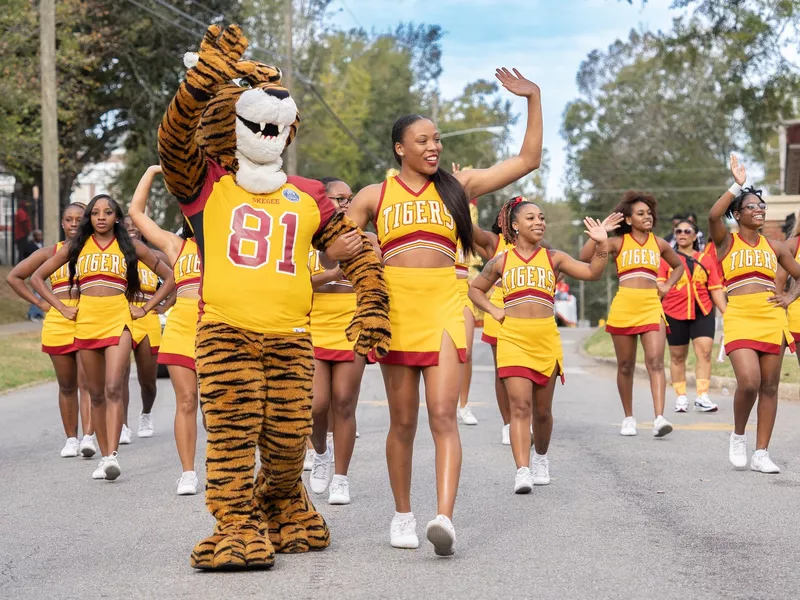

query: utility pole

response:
[40,0,59,245]
[578,234,585,325]
[283,0,297,176]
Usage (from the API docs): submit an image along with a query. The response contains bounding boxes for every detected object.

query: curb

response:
[579,341,800,402]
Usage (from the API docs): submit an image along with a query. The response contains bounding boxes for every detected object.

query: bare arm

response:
[456,70,542,199]
[552,246,609,282]
[128,166,183,263]
[710,289,727,314]
[657,239,685,295]
[468,256,505,322]
[311,268,344,289]
[133,243,175,316]
[471,224,500,260]
[709,154,746,253]
[7,247,53,310]
[579,213,624,261]
[31,245,73,316]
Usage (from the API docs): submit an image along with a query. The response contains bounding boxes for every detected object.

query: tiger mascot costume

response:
[157,24,390,570]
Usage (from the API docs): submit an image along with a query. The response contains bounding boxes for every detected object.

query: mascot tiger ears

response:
[160,24,299,198]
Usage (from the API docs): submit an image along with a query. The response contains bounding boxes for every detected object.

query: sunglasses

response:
[674,228,695,235]
[329,196,353,208]
[742,202,767,211]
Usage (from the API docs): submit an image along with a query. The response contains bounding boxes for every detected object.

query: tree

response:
[562,29,739,322]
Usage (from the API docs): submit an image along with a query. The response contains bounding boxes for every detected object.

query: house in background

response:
[765,119,800,240]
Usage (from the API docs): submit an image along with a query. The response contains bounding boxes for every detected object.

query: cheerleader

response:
[307,177,380,505]
[128,165,203,494]
[469,200,615,492]
[581,193,684,438]
[32,194,175,481]
[658,219,726,413]
[776,216,800,366]
[348,67,542,555]
[6,203,95,458]
[121,216,167,442]
[710,155,800,473]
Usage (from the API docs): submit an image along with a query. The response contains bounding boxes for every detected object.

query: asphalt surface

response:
[2,328,800,599]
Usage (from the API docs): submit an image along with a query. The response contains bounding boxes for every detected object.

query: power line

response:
[338,0,365,30]
[185,0,222,20]
[123,0,388,167]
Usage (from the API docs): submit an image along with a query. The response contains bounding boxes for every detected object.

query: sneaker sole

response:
[138,431,154,438]
[328,495,350,505]
[694,406,718,412]
[390,538,419,549]
[61,451,79,458]
[426,523,455,556]
[177,488,198,495]
[533,478,550,486]
[751,465,780,474]
[620,430,637,436]
[514,482,532,494]
[104,465,121,481]
[674,407,687,413]
[119,440,131,445]
[653,424,673,438]
[80,447,96,458]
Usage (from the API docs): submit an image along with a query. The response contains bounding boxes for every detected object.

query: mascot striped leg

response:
[252,336,330,552]
[190,323,276,570]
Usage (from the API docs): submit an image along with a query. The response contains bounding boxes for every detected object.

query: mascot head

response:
[183,48,300,194]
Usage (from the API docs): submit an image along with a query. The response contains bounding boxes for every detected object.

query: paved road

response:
[2,328,800,599]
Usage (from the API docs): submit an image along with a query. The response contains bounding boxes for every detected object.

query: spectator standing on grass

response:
[14,201,33,262]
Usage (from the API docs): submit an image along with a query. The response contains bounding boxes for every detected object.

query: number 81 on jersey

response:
[227,204,298,275]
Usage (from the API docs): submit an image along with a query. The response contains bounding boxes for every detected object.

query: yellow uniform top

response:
[174,238,202,296]
[501,247,556,310]
[76,235,128,293]
[137,263,159,302]
[720,233,778,292]
[615,233,660,283]
[375,176,458,262]
[308,249,352,290]
[50,241,71,294]
[181,160,335,334]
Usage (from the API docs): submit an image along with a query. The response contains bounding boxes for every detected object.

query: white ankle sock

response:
[331,474,348,485]
[394,511,414,522]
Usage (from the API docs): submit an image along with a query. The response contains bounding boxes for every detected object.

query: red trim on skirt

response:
[725,339,796,356]
[156,352,196,371]
[481,332,497,346]
[605,323,667,336]
[313,347,355,362]
[379,348,467,367]
[42,342,77,355]
[792,332,800,343]
[75,336,129,350]
[498,366,565,386]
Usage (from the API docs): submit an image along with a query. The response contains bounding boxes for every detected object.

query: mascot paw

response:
[260,484,330,553]
[346,313,391,359]
[193,24,253,89]
[190,525,275,570]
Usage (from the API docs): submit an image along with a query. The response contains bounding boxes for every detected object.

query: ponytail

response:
[431,168,473,256]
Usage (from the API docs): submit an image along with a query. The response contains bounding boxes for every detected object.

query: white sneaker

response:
[303,448,313,471]
[729,433,748,469]
[119,424,132,445]
[79,435,96,458]
[457,406,478,425]
[751,450,780,474]
[426,515,456,556]
[653,415,673,438]
[532,454,550,485]
[674,395,689,413]
[694,394,718,412]
[103,451,121,481]
[60,437,80,457]
[92,457,108,480]
[328,475,351,505]
[390,515,419,549]
[138,412,154,438]
[309,447,333,494]
[620,416,637,436]
[176,471,199,495]
[514,467,533,494]
[356,430,360,438]
[501,424,511,445]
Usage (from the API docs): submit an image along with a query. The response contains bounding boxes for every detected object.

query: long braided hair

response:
[498,196,535,245]
[68,194,141,302]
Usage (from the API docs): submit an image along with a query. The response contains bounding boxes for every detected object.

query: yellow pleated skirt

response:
[724,292,795,355]
[380,265,466,366]
[787,301,800,343]
[310,291,357,362]
[157,296,199,370]
[606,286,667,335]
[74,294,133,351]
[41,298,78,355]
[497,315,564,385]
[481,286,504,345]
[457,277,473,312]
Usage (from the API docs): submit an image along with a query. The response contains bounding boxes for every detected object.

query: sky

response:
[328,0,681,199]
